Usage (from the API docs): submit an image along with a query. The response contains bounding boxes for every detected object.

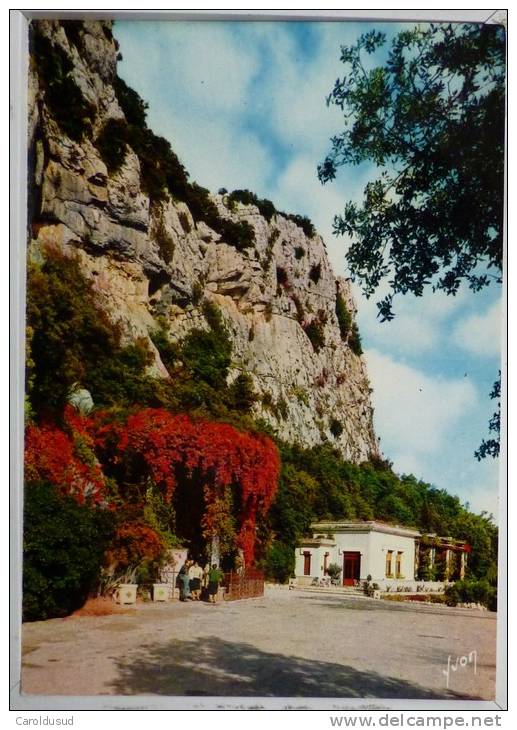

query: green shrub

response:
[228,189,276,222]
[23,481,114,621]
[30,28,96,141]
[263,541,295,583]
[95,118,128,173]
[284,213,315,238]
[335,292,352,340]
[113,75,148,127]
[445,579,497,610]
[229,372,257,413]
[349,322,363,356]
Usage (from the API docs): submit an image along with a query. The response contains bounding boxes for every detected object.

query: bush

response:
[113,75,148,128]
[326,562,342,580]
[95,118,128,173]
[284,213,315,238]
[444,578,497,610]
[263,541,295,583]
[349,322,363,356]
[23,481,114,621]
[335,292,352,340]
[229,372,257,413]
[228,189,276,222]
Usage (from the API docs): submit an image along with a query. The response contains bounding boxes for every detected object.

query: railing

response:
[223,569,264,600]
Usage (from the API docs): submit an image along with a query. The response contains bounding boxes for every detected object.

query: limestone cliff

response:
[27,19,379,463]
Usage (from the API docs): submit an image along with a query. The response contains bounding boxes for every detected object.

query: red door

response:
[343,552,361,585]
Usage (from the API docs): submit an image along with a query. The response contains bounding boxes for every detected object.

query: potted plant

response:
[326,562,342,585]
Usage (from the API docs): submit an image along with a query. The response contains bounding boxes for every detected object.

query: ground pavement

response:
[19,587,497,700]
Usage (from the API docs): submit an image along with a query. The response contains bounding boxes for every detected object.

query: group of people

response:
[177,559,224,603]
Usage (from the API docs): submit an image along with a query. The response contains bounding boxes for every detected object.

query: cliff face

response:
[27,19,379,463]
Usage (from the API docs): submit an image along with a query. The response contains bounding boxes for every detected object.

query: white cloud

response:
[452,300,502,359]
[366,348,478,457]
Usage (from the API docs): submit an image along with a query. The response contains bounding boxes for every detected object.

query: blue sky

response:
[114,20,503,519]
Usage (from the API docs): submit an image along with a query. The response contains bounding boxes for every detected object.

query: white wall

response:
[294,530,418,583]
[368,531,417,581]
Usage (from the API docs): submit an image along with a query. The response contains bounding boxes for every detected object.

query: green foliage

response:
[30,27,96,141]
[227,189,276,222]
[284,213,316,238]
[181,321,232,391]
[95,118,128,173]
[114,75,149,127]
[227,190,316,239]
[475,374,501,460]
[319,24,504,320]
[445,578,497,610]
[23,481,114,621]
[26,249,158,417]
[326,562,342,580]
[263,541,295,583]
[143,487,179,548]
[229,372,257,413]
[335,292,352,340]
[349,322,363,356]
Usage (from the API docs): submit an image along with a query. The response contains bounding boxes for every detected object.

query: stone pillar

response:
[444,549,452,580]
[210,535,220,567]
[460,551,466,580]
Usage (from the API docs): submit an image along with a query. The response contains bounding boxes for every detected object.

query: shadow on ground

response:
[109,636,471,699]
[297,596,496,621]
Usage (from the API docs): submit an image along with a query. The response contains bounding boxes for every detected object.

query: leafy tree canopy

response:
[319,23,505,322]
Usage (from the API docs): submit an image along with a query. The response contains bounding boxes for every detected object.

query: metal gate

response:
[223,569,264,600]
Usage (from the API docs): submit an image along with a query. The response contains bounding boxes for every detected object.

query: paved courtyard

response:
[20,587,497,700]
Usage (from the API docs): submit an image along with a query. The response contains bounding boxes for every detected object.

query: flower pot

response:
[153,583,170,602]
[115,583,137,605]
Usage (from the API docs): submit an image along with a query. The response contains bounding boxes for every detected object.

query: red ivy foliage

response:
[25,407,280,563]
[25,406,106,505]
[98,409,280,563]
[105,520,164,571]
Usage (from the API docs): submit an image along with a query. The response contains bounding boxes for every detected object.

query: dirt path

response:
[20,588,497,700]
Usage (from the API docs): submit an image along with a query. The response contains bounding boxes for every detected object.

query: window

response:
[323,552,329,574]
[386,550,393,578]
[303,551,311,576]
[396,551,403,578]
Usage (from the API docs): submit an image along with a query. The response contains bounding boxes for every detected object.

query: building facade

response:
[295,521,470,588]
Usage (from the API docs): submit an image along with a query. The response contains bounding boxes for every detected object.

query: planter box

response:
[153,583,170,602]
[114,583,137,605]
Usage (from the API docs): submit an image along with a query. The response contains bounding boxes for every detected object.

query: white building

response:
[295,520,421,587]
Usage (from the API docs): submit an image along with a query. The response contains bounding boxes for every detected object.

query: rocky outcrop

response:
[27,19,379,463]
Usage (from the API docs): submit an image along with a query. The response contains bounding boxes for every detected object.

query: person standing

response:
[178,560,192,601]
[207,563,224,604]
[188,560,203,600]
